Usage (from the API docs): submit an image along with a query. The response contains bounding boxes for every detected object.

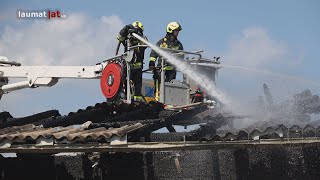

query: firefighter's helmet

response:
[166,22,182,33]
[132,21,144,31]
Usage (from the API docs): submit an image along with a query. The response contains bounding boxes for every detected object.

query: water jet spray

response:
[132,33,230,107]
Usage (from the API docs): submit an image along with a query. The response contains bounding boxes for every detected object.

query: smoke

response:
[234,86,320,129]
[203,26,320,128]
[294,90,320,114]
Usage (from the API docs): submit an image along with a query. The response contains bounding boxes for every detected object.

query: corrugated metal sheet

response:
[147,123,320,142]
[205,124,320,141]
[0,121,143,147]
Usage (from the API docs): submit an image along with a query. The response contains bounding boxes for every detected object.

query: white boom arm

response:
[0,52,132,98]
[1,66,101,78]
[0,65,103,93]
[0,49,135,98]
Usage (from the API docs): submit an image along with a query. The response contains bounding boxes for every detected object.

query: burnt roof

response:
[0,121,143,148]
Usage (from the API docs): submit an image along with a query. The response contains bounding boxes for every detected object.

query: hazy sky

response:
[0,0,319,117]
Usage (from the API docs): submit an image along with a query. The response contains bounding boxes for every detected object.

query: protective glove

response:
[143,35,148,41]
[128,28,138,35]
[149,65,155,71]
[149,60,155,71]
[136,30,143,36]
[129,28,143,36]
